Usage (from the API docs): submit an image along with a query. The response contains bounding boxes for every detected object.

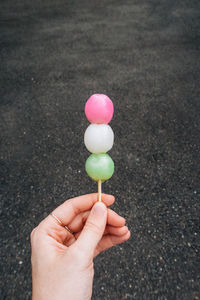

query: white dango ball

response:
[84,124,114,154]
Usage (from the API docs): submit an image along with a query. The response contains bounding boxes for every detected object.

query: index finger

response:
[40,193,115,230]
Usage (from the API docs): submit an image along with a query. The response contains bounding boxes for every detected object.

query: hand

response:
[31,193,130,300]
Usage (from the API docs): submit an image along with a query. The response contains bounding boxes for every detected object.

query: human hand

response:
[31,194,130,300]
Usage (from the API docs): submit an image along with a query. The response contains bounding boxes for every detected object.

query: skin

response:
[31,193,130,300]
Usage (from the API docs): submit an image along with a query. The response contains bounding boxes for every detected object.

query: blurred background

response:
[0,0,200,299]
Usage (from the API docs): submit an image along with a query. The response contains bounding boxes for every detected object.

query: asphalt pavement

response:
[0,0,200,299]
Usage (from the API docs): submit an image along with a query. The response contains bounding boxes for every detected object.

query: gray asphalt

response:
[0,0,200,299]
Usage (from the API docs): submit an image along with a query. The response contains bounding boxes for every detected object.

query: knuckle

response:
[85,220,102,236]
[30,226,42,245]
[30,227,37,241]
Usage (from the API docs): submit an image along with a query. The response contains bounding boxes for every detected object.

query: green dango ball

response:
[85,153,114,181]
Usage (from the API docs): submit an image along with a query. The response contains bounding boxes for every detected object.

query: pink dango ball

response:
[85,94,114,124]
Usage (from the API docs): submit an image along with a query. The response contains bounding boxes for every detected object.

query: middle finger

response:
[67,208,126,233]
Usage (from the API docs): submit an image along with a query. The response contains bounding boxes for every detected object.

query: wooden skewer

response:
[98,179,102,202]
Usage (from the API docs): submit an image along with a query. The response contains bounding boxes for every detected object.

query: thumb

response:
[75,202,107,254]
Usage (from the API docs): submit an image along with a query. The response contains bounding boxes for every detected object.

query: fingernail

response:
[93,202,107,216]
